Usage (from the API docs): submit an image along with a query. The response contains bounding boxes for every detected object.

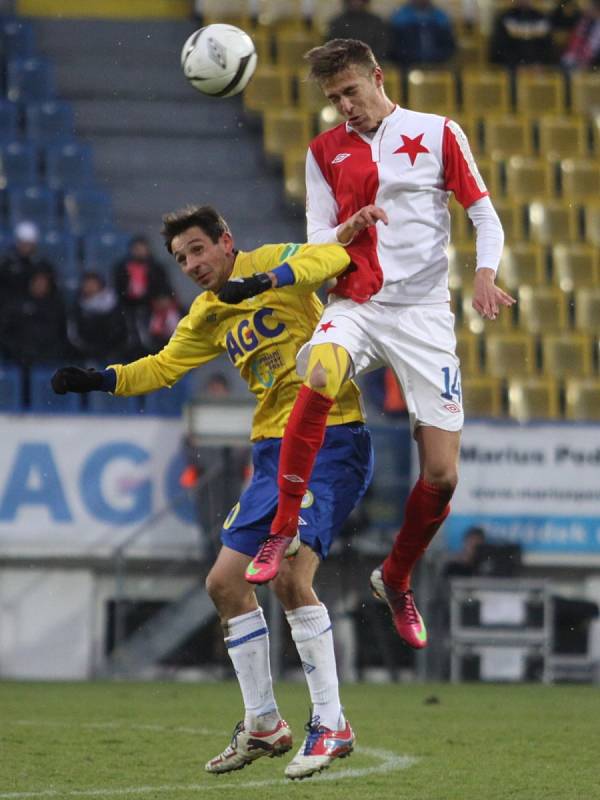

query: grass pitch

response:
[1,680,597,800]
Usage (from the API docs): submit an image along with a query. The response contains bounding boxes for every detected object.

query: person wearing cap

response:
[0,221,56,311]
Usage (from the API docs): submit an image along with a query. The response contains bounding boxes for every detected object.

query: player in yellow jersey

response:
[50,205,373,780]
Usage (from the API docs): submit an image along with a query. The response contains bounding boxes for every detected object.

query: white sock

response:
[225,607,279,731]
[286,603,345,731]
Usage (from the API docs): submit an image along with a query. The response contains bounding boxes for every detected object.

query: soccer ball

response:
[181,24,257,98]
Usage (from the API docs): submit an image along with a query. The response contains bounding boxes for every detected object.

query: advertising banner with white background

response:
[445,422,600,565]
[0,415,199,558]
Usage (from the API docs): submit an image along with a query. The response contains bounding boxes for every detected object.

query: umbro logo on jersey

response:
[331,152,351,164]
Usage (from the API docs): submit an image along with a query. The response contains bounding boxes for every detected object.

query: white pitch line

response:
[0,746,418,799]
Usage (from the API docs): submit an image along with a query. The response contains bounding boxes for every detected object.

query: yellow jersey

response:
[109,242,365,441]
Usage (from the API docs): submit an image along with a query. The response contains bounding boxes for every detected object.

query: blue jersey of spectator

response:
[389,0,456,66]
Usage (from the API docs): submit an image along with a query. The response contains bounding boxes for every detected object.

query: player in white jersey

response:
[240,39,515,649]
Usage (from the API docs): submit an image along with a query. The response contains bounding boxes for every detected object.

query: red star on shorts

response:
[318,321,335,333]
[393,133,429,165]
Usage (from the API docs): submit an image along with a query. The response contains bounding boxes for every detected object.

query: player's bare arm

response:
[472,267,516,320]
[336,204,389,245]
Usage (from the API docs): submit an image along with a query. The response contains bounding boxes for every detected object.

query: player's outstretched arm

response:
[218,272,274,304]
[51,366,115,394]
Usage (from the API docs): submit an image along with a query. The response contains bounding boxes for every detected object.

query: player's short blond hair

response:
[304,39,378,83]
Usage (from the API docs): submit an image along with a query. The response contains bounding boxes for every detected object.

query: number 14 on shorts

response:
[441,366,461,403]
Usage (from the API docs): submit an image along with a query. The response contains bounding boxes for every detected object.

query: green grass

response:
[1,680,598,800]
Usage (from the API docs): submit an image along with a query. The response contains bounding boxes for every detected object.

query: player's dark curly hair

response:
[161,205,230,253]
[304,39,378,83]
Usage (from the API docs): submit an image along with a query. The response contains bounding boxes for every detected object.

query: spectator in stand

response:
[489,0,556,68]
[113,234,172,309]
[0,269,67,365]
[67,272,128,364]
[550,0,583,53]
[205,371,232,399]
[561,0,600,69]
[113,234,173,358]
[0,221,56,313]
[327,0,391,62]
[142,293,183,353]
[388,0,456,67]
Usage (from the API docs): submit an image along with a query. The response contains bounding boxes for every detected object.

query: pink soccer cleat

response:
[245,532,300,584]
[370,565,428,649]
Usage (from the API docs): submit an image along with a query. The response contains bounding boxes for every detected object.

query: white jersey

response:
[306,105,490,305]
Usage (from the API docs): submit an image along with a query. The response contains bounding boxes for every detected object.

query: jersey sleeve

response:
[305,147,343,244]
[282,242,351,291]
[108,303,221,396]
[442,119,489,209]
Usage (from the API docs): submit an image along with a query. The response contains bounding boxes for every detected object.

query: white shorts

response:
[297,297,464,435]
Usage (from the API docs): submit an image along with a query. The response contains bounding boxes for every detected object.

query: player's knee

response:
[205,569,228,606]
[424,466,458,494]
[307,363,328,391]
[272,570,312,609]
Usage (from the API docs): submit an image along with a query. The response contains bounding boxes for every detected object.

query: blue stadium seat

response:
[143,375,193,417]
[0,227,13,250]
[0,365,23,411]
[29,366,81,413]
[44,140,94,191]
[0,139,38,186]
[8,184,59,229]
[24,101,74,143]
[0,99,21,142]
[63,188,113,235]
[6,57,55,103]
[39,228,79,288]
[0,18,35,60]
[87,392,142,415]
[81,229,129,278]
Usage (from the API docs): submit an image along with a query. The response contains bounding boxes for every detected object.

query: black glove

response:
[51,366,104,395]
[218,273,273,304]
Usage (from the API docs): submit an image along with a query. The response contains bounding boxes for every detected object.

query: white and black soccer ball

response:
[181,24,257,98]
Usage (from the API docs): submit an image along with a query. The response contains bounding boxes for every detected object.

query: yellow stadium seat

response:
[505,156,554,200]
[251,26,274,66]
[273,28,320,68]
[570,71,600,116]
[462,375,504,417]
[560,158,600,201]
[257,0,306,27]
[202,0,251,27]
[485,331,537,377]
[448,242,476,290]
[515,69,566,115]
[461,69,511,117]
[451,113,480,153]
[482,115,532,159]
[283,147,306,205]
[541,333,593,378]
[407,69,456,115]
[475,155,502,197]
[318,105,344,133]
[499,242,547,292]
[574,288,600,333]
[565,378,600,421]
[493,199,526,243]
[552,244,600,291]
[382,66,402,104]
[243,66,293,114]
[456,330,481,375]
[537,115,589,161]
[508,377,560,421]
[527,200,579,245]
[461,291,514,334]
[454,33,488,68]
[518,286,569,333]
[296,71,328,113]
[263,108,313,161]
[583,203,600,247]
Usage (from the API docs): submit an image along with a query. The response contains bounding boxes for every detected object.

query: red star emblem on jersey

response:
[393,133,429,165]
[318,321,335,333]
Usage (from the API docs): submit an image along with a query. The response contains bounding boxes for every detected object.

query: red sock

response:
[382,477,453,592]
[270,385,334,536]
